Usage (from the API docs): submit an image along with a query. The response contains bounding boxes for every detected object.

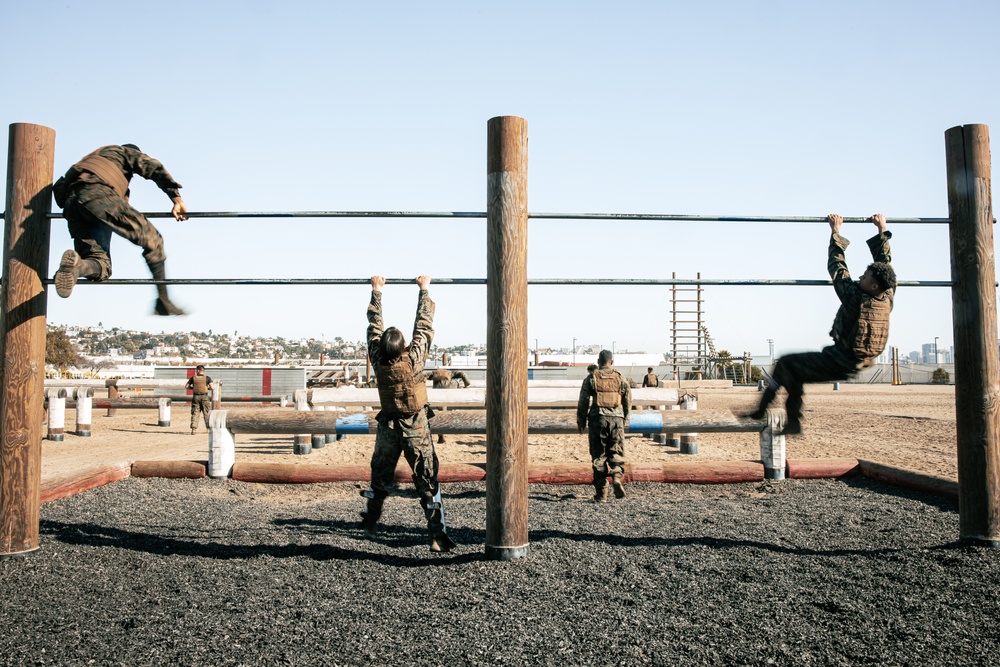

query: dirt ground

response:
[41,383,958,483]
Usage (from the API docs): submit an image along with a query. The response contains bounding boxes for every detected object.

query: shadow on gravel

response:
[842,476,958,512]
[39,519,481,566]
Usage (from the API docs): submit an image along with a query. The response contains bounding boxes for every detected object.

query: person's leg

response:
[200,395,211,428]
[83,194,185,315]
[401,411,455,552]
[606,417,627,498]
[362,423,403,535]
[588,420,609,502]
[55,201,112,298]
[189,397,200,433]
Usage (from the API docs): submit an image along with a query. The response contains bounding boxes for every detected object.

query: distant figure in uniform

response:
[51,144,189,315]
[642,367,660,387]
[360,275,456,553]
[425,368,471,443]
[586,364,597,376]
[185,365,214,435]
[426,368,471,389]
[748,213,896,434]
[577,349,632,502]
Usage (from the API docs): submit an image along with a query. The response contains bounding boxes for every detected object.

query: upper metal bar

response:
[35,277,953,287]
[27,210,956,224]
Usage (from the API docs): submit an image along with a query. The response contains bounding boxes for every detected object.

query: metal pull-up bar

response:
[34,277,953,287]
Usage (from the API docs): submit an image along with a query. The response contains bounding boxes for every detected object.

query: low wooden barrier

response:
[208,407,787,480]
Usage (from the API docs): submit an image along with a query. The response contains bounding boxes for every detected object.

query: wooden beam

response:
[945,123,1000,546]
[1,123,54,556]
[486,115,530,560]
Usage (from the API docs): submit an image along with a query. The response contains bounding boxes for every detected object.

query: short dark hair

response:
[867,261,897,291]
[379,327,406,361]
[196,364,205,371]
[587,364,597,374]
[598,349,613,366]
[122,143,141,152]
[647,367,653,372]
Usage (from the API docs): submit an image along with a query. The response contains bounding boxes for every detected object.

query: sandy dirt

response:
[41,383,959,483]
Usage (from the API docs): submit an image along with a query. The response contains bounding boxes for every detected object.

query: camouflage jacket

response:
[827,231,894,363]
[64,144,183,201]
[367,289,435,376]
[577,368,631,428]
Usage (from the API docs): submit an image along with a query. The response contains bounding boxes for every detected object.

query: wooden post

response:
[945,123,1000,547]
[1,123,55,556]
[46,389,66,441]
[106,381,119,417]
[485,115,529,560]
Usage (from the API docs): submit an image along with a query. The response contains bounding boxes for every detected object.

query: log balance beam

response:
[207,408,788,481]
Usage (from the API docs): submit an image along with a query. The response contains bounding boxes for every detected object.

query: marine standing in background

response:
[51,144,189,315]
[748,213,896,434]
[360,275,456,553]
[577,349,632,502]
[642,367,660,387]
[427,368,471,389]
[185,365,214,435]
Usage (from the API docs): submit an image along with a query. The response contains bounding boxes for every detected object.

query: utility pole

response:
[767,338,774,364]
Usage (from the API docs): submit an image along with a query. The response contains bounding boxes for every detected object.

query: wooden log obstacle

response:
[289,386,694,455]
[207,406,787,481]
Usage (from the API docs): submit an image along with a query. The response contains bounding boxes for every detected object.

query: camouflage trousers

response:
[369,406,440,501]
[588,415,626,481]
[190,395,211,430]
[63,184,166,279]
[764,346,857,421]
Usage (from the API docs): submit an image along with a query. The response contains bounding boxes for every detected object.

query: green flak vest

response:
[375,355,427,416]
[594,368,622,408]
[851,296,891,364]
[72,147,129,198]
[191,374,208,395]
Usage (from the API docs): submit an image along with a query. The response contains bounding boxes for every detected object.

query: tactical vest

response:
[594,368,622,408]
[72,147,129,198]
[645,372,659,387]
[375,355,427,415]
[850,295,891,363]
[191,374,208,394]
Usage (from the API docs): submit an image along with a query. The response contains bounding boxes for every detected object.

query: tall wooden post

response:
[945,123,1000,547]
[485,116,529,560]
[1,123,55,556]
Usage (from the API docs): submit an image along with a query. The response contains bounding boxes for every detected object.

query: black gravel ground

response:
[2,476,998,666]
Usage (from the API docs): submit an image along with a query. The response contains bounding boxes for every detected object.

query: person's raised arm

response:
[866,213,892,264]
[367,276,386,361]
[408,276,435,371]
[171,197,188,221]
[827,213,859,305]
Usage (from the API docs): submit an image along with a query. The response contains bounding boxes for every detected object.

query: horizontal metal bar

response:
[28,211,963,224]
[32,277,954,287]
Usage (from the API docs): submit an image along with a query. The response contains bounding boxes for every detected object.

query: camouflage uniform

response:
[56,145,182,278]
[756,231,894,428]
[186,373,213,430]
[577,366,632,499]
[427,369,470,389]
[363,288,454,547]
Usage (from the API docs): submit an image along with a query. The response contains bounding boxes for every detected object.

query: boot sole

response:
[54,250,80,298]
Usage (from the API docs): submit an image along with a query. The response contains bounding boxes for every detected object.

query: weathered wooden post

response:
[1,123,55,556]
[75,387,93,436]
[485,116,529,560]
[945,123,1000,547]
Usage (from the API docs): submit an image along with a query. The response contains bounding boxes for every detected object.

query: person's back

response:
[577,350,631,502]
[642,367,659,388]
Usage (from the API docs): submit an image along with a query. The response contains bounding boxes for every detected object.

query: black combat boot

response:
[746,387,777,420]
[611,471,626,499]
[54,250,103,298]
[422,496,456,553]
[148,260,187,316]
[593,479,609,503]
[359,490,384,536]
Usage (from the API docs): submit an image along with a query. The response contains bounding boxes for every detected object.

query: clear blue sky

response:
[3,0,997,358]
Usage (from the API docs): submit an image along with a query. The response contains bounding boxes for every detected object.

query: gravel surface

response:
[2,477,998,666]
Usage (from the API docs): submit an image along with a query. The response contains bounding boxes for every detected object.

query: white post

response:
[312,405,326,449]
[75,387,93,437]
[157,397,171,427]
[679,395,698,455]
[212,380,222,410]
[208,410,235,478]
[759,411,787,480]
[293,389,311,455]
[665,403,680,448]
[46,389,66,442]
